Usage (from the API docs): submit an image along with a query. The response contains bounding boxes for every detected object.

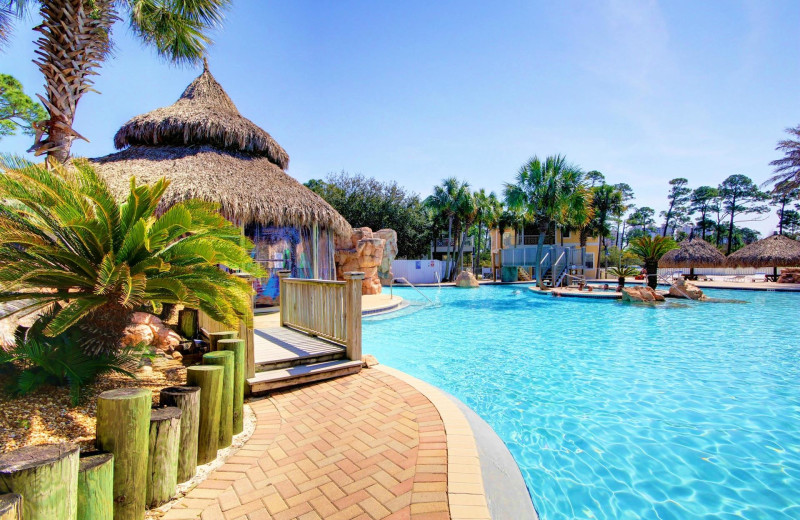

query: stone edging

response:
[375,365,492,520]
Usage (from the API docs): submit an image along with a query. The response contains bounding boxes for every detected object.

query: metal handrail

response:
[552,251,567,286]
[392,276,434,303]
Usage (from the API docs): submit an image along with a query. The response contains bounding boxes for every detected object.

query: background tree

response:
[306,172,432,258]
[718,175,769,254]
[690,186,718,240]
[626,206,656,243]
[505,155,586,288]
[612,182,634,247]
[767,125,800,192]
[590,183,623,277]
[660,178,692,237]
[1,0,229,163]
[425,178,470,280]
[471,190,501,274]
[780,209,800,237]
[0,73,46,140]
[770,188,799,235]
[451,187,476,278]
[586,170,605,187]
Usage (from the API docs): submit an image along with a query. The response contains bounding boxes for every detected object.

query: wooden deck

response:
[253,326,345,365]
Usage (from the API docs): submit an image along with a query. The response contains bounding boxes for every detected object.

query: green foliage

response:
[768,125,800,193]
[660,178,692,237]
[771,188,799,235]
[425,177,474,279]
[628,235,677,288]
[690,186,719,239]
[0,73,46,139]
[0,312,144,405]
[718,174,769,253]
[0,156,260,354]
[306,172,431,258]
[608,265,639,278]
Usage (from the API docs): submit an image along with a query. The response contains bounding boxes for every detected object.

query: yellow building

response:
[489,227,604,282]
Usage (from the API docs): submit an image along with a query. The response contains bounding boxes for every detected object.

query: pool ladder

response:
[391,277,434,304]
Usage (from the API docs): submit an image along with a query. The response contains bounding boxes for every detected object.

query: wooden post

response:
[146,407,182,508]
[78,452,114,520]
[0,494,22,520]
[186,365,223,464]
[96,388,151,520]
[0,444,79,520]
[208,331,237,351]
[178,309,199,340]
[203,351,234,447]
[343,271,364,362]
[218,339,245,435]
[277,270,291,328]
[234,272,256,383]
[159,387,200,483]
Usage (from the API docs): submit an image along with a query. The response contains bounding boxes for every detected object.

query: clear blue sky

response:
[2,0,798,234]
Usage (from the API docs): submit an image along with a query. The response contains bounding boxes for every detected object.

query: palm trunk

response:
[645,260,658,289]
[445,215,453,281]
[621,220,628,247]
[535,223,547,289]
[31,0,115,163]
[726,210,736,254]
[779,199,786,234]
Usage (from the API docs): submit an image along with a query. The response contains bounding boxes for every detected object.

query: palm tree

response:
[0,156,259,354]
[505,155,584,288]
[767,125,800,193]
[590,184,623,278]
[563,183,594,271]
[451,186,476,279]
[1,0,229,163]
[627,235,677,289]
[426,178,470,281]
[473,192,502,275]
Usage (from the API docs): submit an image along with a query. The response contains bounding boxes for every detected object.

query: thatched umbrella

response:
[91,61,350,237]
[658,238,726,277]
[726,233,800,277]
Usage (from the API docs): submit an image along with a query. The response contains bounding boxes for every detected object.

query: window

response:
[584,252,594,269]
[562,229,571,239]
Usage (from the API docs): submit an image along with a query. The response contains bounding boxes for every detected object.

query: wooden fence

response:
[278,270,364,361]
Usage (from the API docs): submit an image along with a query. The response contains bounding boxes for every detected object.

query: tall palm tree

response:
[451,187,475,278]
[426,178,468,281]
[768,125,800,192]
[474,192,502,275]
[1,0,229,163]
[0,156,259,354]
[590,184,623,278]
[504,155,584,288]
[563,183,594,271]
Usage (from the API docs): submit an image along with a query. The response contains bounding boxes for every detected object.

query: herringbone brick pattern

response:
[164,369,450,520]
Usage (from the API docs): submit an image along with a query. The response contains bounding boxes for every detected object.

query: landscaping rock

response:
[362,354,379,368]
[669,279,705,300]
[455,271,479,288]
[778,268,800,283]
[622,286,665,302]
[334,227,393,295]
[171,351,183,361]
[121,324,155,348]
[374,229,398,286]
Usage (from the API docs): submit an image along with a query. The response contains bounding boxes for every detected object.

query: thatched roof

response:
[659,238,726,268]
[113,61,289,169]
[92,63,351,236]
[726,234,800,268]
[92,145,351,236]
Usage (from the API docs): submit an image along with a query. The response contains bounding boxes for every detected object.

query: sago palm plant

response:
[627,235,677,289]
[0,155,260,353]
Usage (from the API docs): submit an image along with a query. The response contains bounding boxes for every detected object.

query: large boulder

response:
[778,268,800,283]
[622,286,665,302]
[374,229,398,285]
[122,312,184,351]
[334,227,395,295]
[121,324,155,347]
[454,271,479,288]
[669,279,705,300]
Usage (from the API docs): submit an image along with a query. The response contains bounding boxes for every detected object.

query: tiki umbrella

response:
[726,234,800,278]
[658,238,726,278]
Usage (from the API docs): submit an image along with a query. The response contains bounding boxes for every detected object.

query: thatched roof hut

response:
[91,62,350,237]
[659,238,726,268]
[726,234,800,268]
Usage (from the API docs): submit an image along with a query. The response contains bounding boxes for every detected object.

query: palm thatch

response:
[658,238,726,268]
[92,145,351,236]
[92,63,351,236]
[726,234,800,268]
[113,61,289,169]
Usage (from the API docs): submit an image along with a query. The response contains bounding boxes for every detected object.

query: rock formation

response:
[455,270,480,288]
[778,268,800,283]
[621,286,666,302]
[374,229,398,285]
[335,227,398,295]
[668,278,705,300]
[122,312,183,354]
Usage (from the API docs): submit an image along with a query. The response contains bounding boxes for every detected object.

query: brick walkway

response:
[164,369,451,520]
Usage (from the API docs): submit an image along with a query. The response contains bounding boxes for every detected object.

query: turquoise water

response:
[363,285,800,520]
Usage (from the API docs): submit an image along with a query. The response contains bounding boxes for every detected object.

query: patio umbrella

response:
[658,238,726,277]
[726,234,800,277]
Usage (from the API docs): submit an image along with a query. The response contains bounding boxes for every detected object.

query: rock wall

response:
[334,227,398,295]
[122,312,183,357]
[621,286,666,302]
[778,268,800,283]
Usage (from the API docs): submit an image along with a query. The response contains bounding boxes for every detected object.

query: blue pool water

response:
[362,285,800,520]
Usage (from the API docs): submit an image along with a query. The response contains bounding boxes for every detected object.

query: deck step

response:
[248,360,362,394]
[255,349,346,372]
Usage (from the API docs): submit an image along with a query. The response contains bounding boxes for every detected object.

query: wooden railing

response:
[278,270,364,361]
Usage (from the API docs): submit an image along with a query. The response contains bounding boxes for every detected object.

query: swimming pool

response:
[363,285,800,520]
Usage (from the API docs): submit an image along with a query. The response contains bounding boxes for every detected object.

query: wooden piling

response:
[0,494,22,520]
[0,443,79,520]
[96,388,151,520]
[159,387,200,482]
[218,339,245,435]
[146,407,182,508]
[203,351,234,447]
[208,331,237,351]
[78,452,113,520]
[186,366,223,464]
